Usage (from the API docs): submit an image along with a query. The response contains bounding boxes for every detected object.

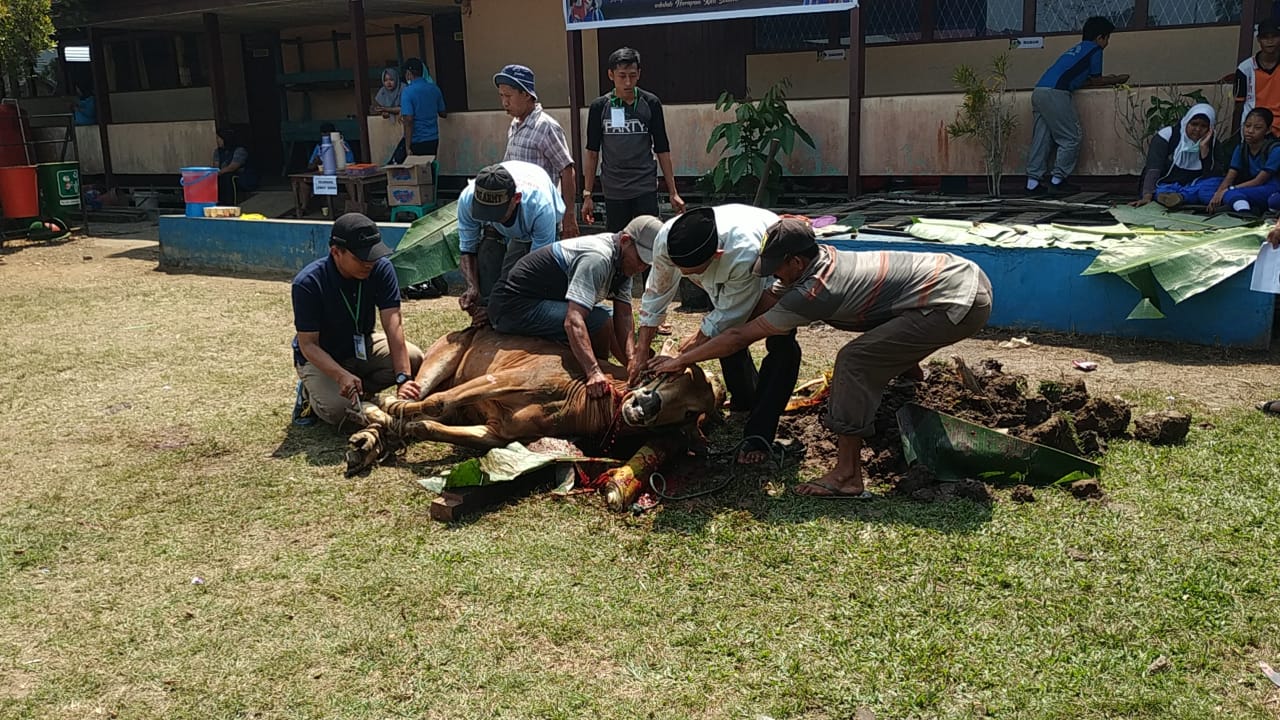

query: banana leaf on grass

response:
[1107,203,1253,231]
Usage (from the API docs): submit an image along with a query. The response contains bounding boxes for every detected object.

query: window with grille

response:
[937,0,1025,38]
[864,0,922,44]
[1035,0,1134,33]
[1147,0,1241,26]
[754,13,835,52]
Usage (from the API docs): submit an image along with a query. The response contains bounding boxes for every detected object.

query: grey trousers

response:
[824,272,993,437]
[1026,87,1082,182]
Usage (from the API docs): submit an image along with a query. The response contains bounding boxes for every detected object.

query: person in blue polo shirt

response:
[399,58,447,157]
[456,161,566,326]
[291,213,424,427]
[1025,16,1115,196]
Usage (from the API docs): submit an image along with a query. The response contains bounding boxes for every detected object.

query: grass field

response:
[2,237,1280,719]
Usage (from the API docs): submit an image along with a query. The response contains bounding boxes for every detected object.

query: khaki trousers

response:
[296,333,424,427]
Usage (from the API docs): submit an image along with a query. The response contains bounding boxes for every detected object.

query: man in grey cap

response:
[635,204,802,465]
[495,63,579,238]
[456,161,566,326]
[290,212,424,427]
[651,217,992,498]
[489,215,663,398]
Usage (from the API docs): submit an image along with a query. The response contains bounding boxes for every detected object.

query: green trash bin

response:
[36,162,81,221]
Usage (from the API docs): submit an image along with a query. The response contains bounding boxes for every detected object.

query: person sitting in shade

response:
[1162,107,1280,215]
[649,218,992,499]
[456,161,566,326]
[213,127,256,206]
[1130,103,1224,208]
[488,216,662,398]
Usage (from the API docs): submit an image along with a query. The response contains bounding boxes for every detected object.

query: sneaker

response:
[1156,192,1185,209]
[1024,184,1048,197]
[292,380,316,426]
[1049,180,1082,195]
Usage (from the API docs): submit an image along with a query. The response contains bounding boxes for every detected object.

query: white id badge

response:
[353,334,368,361]
[610,107,626,128]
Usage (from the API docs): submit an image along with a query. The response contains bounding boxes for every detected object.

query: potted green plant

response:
[702,79,814,207]
[947,52,1018,197]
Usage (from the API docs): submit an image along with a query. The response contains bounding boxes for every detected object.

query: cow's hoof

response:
[345,426,384,476]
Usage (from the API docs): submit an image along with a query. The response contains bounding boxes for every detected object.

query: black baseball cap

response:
[471,164,516,223]
[666,206,718,268]
[752,217,817,277]
[330,212,391,262]
[1259,18,1280,37]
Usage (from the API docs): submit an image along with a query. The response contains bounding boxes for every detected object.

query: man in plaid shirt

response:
[495,64,580,238]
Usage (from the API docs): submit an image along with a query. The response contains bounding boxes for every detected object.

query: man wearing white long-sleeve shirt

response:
[631,205,801,464]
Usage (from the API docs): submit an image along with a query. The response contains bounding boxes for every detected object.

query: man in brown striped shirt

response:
[650,218,992,498]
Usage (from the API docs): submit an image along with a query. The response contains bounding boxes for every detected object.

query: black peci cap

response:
[666,206,719,268]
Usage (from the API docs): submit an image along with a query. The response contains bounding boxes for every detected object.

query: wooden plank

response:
[1058,191,1107,204]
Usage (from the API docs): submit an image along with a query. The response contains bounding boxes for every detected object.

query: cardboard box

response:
[384,155,435,186]
[388,184,434,206]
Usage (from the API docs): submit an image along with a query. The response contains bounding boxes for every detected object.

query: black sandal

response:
[1257,400,1280,415]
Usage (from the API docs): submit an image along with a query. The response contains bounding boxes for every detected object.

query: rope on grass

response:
[647,435,787,501]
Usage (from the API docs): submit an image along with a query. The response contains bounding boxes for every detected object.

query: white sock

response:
[1026,179,1039,190]
[1051,176,1064,186]
[1233,199,1251,212]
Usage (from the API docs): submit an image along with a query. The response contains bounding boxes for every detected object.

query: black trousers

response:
[391,139,439,164]
[604,192,661,231]
[718,330,802,443]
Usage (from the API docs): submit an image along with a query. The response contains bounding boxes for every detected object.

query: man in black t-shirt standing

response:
[581,47,685,232]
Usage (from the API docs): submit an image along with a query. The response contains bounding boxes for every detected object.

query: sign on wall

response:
[564,0,858,31]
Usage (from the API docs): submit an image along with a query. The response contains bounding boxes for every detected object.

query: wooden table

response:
[289,172,386,219]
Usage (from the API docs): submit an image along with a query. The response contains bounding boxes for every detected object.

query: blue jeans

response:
[491,299,611,342]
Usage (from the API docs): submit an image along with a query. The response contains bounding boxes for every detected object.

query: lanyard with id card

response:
[340,281,368,360]
[608,91,630,130]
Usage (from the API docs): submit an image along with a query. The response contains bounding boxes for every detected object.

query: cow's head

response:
[620,365,725,428]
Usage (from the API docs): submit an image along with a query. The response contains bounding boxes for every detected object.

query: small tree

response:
[0,0,56,97]
[703,79,815,206]
[947,52,1018,197]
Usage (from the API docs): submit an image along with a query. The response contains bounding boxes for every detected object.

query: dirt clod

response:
[1132,410,1191,445]
[1069,478,1104,500]
[1023,415,1082,455]
[953,478,993,503]
[896,464,937,496]
[1074,397,1132,438]
[1010,484,1036,503]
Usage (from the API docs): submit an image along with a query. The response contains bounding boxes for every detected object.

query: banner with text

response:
[564,0,857,31]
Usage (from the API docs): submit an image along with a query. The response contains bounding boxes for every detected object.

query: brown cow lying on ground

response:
[345,326,725,474]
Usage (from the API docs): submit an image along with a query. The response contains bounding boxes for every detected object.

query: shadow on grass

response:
[270,419,350,467]
[105,244,160,262]
[971,326,1280,366]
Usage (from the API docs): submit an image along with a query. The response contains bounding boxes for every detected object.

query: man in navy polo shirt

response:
[291,213,424,427]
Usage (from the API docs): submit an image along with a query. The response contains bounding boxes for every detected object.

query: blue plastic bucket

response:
[186,201,214,218]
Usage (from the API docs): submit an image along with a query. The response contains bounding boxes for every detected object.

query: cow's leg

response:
[410,329,474,399]
[382,371,534,418]
[399,419,507,449]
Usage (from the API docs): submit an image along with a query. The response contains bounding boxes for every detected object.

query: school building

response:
[32,0,1267,196]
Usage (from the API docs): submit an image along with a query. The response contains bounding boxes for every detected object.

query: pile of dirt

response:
[776,357,1169,502]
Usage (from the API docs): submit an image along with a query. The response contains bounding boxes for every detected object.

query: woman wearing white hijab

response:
[1131,103,1224,207]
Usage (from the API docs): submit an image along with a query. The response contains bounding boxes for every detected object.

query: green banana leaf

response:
[389,202,461,289]
[906,219,1106,248]
[1107,204,1253,231]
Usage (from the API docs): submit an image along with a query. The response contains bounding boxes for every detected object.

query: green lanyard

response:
[610,89,638,108]
[339,282,363,327]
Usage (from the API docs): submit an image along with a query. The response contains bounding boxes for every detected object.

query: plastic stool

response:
[390,203,435,222]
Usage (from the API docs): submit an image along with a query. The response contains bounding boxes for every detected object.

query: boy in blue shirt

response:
[1025,16,1115,195]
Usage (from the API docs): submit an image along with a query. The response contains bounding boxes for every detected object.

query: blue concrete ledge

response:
[827,237,1273,349]
[158,216,1273,348]
[159,215,411,276]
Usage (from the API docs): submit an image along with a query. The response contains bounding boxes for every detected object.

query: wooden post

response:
[847,6,863,198]
[1021,0,1035,35]
[1131,0,1150,29]
[203,13,228,127]
[1237,0,1259,134]
[919,0,936,42]
[566,29,585,180]
[88,27,114,184]
[350,0,373,163]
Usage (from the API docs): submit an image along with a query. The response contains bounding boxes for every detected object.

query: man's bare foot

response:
[793,467,869,498]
